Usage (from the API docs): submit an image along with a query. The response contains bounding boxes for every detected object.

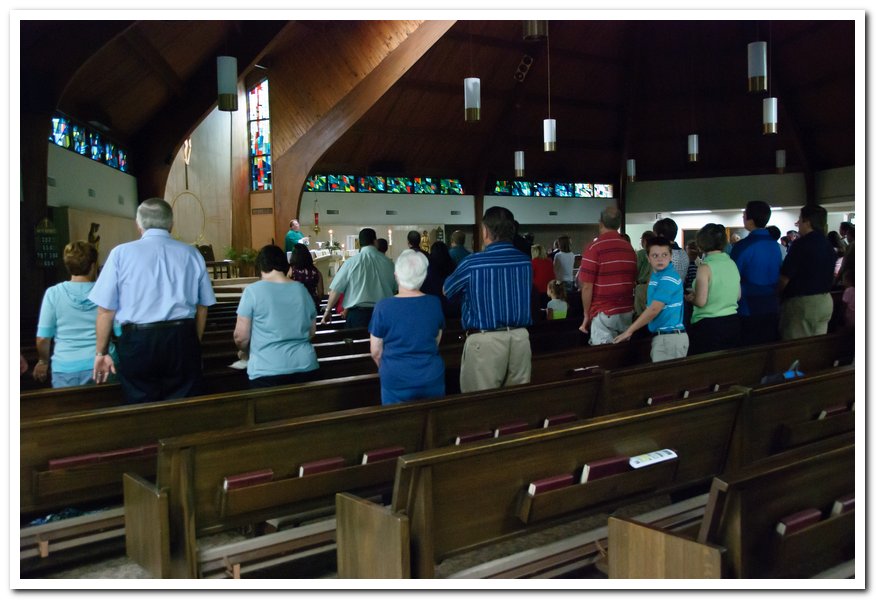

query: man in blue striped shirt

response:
[444,206,532,392]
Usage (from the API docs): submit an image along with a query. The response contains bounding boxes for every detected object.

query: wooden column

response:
[271,20,455,245]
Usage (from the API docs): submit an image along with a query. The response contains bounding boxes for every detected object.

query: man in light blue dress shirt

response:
[89,198,216,403]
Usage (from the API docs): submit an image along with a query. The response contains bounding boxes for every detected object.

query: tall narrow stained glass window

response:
[247,79,272,191]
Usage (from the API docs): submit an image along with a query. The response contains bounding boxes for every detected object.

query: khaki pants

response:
[459,328,532,393]
[780,293,833,340]
[589,311,634,345]
[650,331,689,362]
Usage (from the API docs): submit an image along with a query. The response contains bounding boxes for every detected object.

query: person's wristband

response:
[37,359,49,366]
[96,351,108,357]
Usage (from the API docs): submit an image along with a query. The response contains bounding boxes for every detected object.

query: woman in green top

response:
[684,223,742,355]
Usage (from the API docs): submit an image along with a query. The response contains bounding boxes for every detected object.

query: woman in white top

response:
[553,235,576,292]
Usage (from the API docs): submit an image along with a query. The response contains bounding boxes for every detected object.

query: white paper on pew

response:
[229,359,248,370]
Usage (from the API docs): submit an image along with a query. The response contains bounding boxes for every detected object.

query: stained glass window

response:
[493,181,511,195]
[328,175,355,192]
[247,79,272,191]
[386,177,412,193]
[49,113,130,173]
[512,181,532,196]
[554,183,574,197]
[413,177,438,194]
[50,116,70,148]
[441,179,464,195]
[358,176,386,193]
[534,182,553,197]
[306,175,327,192]
[575,183,594,198]
[594,183,614,198]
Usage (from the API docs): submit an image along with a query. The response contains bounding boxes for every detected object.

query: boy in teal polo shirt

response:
[613,236,689,362]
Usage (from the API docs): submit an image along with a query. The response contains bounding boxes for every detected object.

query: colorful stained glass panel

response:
[328,175,355,192]
[358,176,386,193]
[594,183,613,198]
[248,80,270,120]
[441,179,464,195]
[512,181,532,196]
[50,116,70,148]
[386,177,412,193]
[575,183,594,197]
[305,175,327,192]
[554,183,574,197]
[413,177,438,194]
[534,182,553,197]
[493,180,511,195]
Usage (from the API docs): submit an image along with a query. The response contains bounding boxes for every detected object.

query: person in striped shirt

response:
[613,236,689,362]
[577,206,638,344]
[443,206,533,393]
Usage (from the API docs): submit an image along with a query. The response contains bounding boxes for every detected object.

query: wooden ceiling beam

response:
[443,28,624,67]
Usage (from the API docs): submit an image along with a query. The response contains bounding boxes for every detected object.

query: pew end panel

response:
[607,516,725,578]
[336,492,410,578]
[123,473,171,578]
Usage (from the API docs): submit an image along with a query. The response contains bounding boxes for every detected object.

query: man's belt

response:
[464,326,523,337]
[122,319,194,333]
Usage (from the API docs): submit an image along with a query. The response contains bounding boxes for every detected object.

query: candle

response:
[329,229,334,245]
[388,229,392,245]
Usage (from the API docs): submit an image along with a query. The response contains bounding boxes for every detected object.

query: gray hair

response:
[136,198,174,232]
[395,249,429,290]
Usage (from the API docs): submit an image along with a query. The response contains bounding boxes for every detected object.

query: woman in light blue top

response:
[234,245,319,388]
[35,241,116,388]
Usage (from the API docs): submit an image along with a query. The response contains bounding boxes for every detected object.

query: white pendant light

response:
[763,97,778,134]
[776,149,786,174]
[747,41,767,92]
[464,77,481,122]
[626,158,636,182]
[543,119,557,152]
[523,20,548,41]
[544,26,556,152]
[514,150,525,178]
[688,134,699,163]
[216,56,238,112]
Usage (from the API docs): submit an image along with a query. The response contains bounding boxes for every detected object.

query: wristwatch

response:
[96,351,108,356]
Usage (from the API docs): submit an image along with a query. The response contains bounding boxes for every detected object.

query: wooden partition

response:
[608,436,855,578]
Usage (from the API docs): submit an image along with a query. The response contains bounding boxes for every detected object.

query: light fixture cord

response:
[547,29,552,119]
[768,21,772,93]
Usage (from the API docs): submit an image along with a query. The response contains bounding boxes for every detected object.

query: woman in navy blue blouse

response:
[368,249,445,405]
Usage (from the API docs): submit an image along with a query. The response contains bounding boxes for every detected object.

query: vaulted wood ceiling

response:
[20,18,855,193]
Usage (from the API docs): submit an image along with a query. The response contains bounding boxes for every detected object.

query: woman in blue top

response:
[369,249,445,405]
[234,245,319,388]
[34,241,116,387]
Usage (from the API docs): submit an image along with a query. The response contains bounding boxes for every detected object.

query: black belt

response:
[122,319,194,333]
[654,328,685,335]
[464,326,522,337]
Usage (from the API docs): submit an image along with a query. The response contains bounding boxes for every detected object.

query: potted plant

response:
[224,246,258,277]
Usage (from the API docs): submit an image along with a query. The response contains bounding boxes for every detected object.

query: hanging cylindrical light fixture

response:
[776,149,786,174]
[216,56,238,112]
[747,41,767,92]
[544,119,557,152]
[464,77,481,122]
[514,150,525,178]
[688,134,699,163]
[544,25,556,152]
[626,159,636,182]
[763,97,778,134]
[523,20,548,41]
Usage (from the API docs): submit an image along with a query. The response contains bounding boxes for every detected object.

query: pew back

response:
[337,392,744,577]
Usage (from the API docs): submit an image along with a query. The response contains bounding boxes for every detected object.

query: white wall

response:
[300,192,475,227]
[46,143,139,219]
[484,196,615,225]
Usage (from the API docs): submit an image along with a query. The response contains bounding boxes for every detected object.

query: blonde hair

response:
[531,244,546,259]
[547,279,567,301]
[63,241,98,276]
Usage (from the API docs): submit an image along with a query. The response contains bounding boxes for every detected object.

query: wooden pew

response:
[20,317,591,417]
[724,365,855,472]
[335,392,746,578]
[608,435,855,578]
[123,373,606,577]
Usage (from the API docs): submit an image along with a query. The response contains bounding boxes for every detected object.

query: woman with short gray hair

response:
[369,249,445,405]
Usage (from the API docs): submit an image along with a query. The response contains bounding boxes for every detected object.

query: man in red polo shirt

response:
[578,206,638,344]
